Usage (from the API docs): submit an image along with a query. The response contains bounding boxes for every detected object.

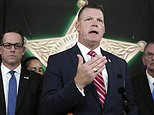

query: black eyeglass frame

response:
[1,43,24,49]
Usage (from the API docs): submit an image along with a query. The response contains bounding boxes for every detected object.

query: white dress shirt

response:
[146,70,154,94]
[1,63,21,113]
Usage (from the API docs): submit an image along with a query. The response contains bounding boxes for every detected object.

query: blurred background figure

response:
[23,56,43,75]
[0,30,43,115]
[131,42,154,115]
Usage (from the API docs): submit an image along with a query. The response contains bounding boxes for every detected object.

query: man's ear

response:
[75,21,80,32]
[22,47,26,56]
[0,46,2,55]
[142,56,146,66]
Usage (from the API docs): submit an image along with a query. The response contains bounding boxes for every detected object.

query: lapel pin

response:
[108,59,111,63]
[24,76,29,79]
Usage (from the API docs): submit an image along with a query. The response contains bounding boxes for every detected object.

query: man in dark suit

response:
[0,30,43,115]
[39,4,138,115]
[131,42,154,115]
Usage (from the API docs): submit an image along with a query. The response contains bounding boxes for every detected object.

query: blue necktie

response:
[8,71,17,115]
[152,82,154,101]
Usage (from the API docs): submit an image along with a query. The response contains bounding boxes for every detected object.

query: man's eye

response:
[2,43,11,47]
[97,19,103,23]
[85,18,92,21]
[2,43,10,46]
[15,44,23,47]
[5,44,10,47]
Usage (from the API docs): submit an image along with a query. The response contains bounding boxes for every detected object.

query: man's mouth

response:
[9,55,16,57]
[151,62,154,65]
[89,30,98,34]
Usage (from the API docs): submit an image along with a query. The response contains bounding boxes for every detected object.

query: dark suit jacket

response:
[0,67,43,115]
[131,71,154,115]
[40,44,138,115]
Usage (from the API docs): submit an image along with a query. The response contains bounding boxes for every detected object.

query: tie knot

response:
[9,71,15,77]
[88,50,97,57]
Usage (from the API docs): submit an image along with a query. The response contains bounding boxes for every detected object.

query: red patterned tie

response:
[88,50,106,108]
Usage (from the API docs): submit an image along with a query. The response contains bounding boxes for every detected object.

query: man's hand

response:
[74,54,107,90]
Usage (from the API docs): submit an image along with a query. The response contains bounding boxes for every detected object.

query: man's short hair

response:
[0,29,25,45]
[78,4,104,21]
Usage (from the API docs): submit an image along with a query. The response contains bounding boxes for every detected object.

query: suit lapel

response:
[138,74,154,114]
[100,49,115,108]
[0,71,6,115]
[67,44,82,65]
[16,68,30,111]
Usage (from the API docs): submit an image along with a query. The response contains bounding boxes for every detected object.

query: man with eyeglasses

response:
[131,42,154,115]
[0,30,43,115]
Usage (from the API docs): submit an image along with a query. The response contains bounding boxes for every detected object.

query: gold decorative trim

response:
[25,32,146,66]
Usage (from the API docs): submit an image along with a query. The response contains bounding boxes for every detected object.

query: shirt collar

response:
[146,70,154,89]
[1,63,21,75]
[77,42,101,56]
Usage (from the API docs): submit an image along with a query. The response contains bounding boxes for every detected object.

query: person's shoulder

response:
[102,50,126,63]
[48,45,76,59]
[22,68,43,80]
[131,72,145,80]
[30,70,43,78]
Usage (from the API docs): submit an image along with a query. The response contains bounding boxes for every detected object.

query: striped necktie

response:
[88,50,106,108]
[8,71,17,115]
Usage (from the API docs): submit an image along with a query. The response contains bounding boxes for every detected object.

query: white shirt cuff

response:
[76,85,85,96]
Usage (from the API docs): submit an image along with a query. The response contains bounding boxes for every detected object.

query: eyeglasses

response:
[144,53,154,58]
[1,43,24,49]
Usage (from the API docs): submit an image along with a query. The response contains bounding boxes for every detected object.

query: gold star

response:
[25,0,147,66]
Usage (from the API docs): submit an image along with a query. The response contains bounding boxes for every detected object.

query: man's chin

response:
[8,60,18,65]
[91,39,101,44]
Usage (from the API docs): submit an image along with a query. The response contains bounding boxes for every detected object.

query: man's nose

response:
[10,45,16,50]
[152,55,154,59]
[91,24,98,27]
